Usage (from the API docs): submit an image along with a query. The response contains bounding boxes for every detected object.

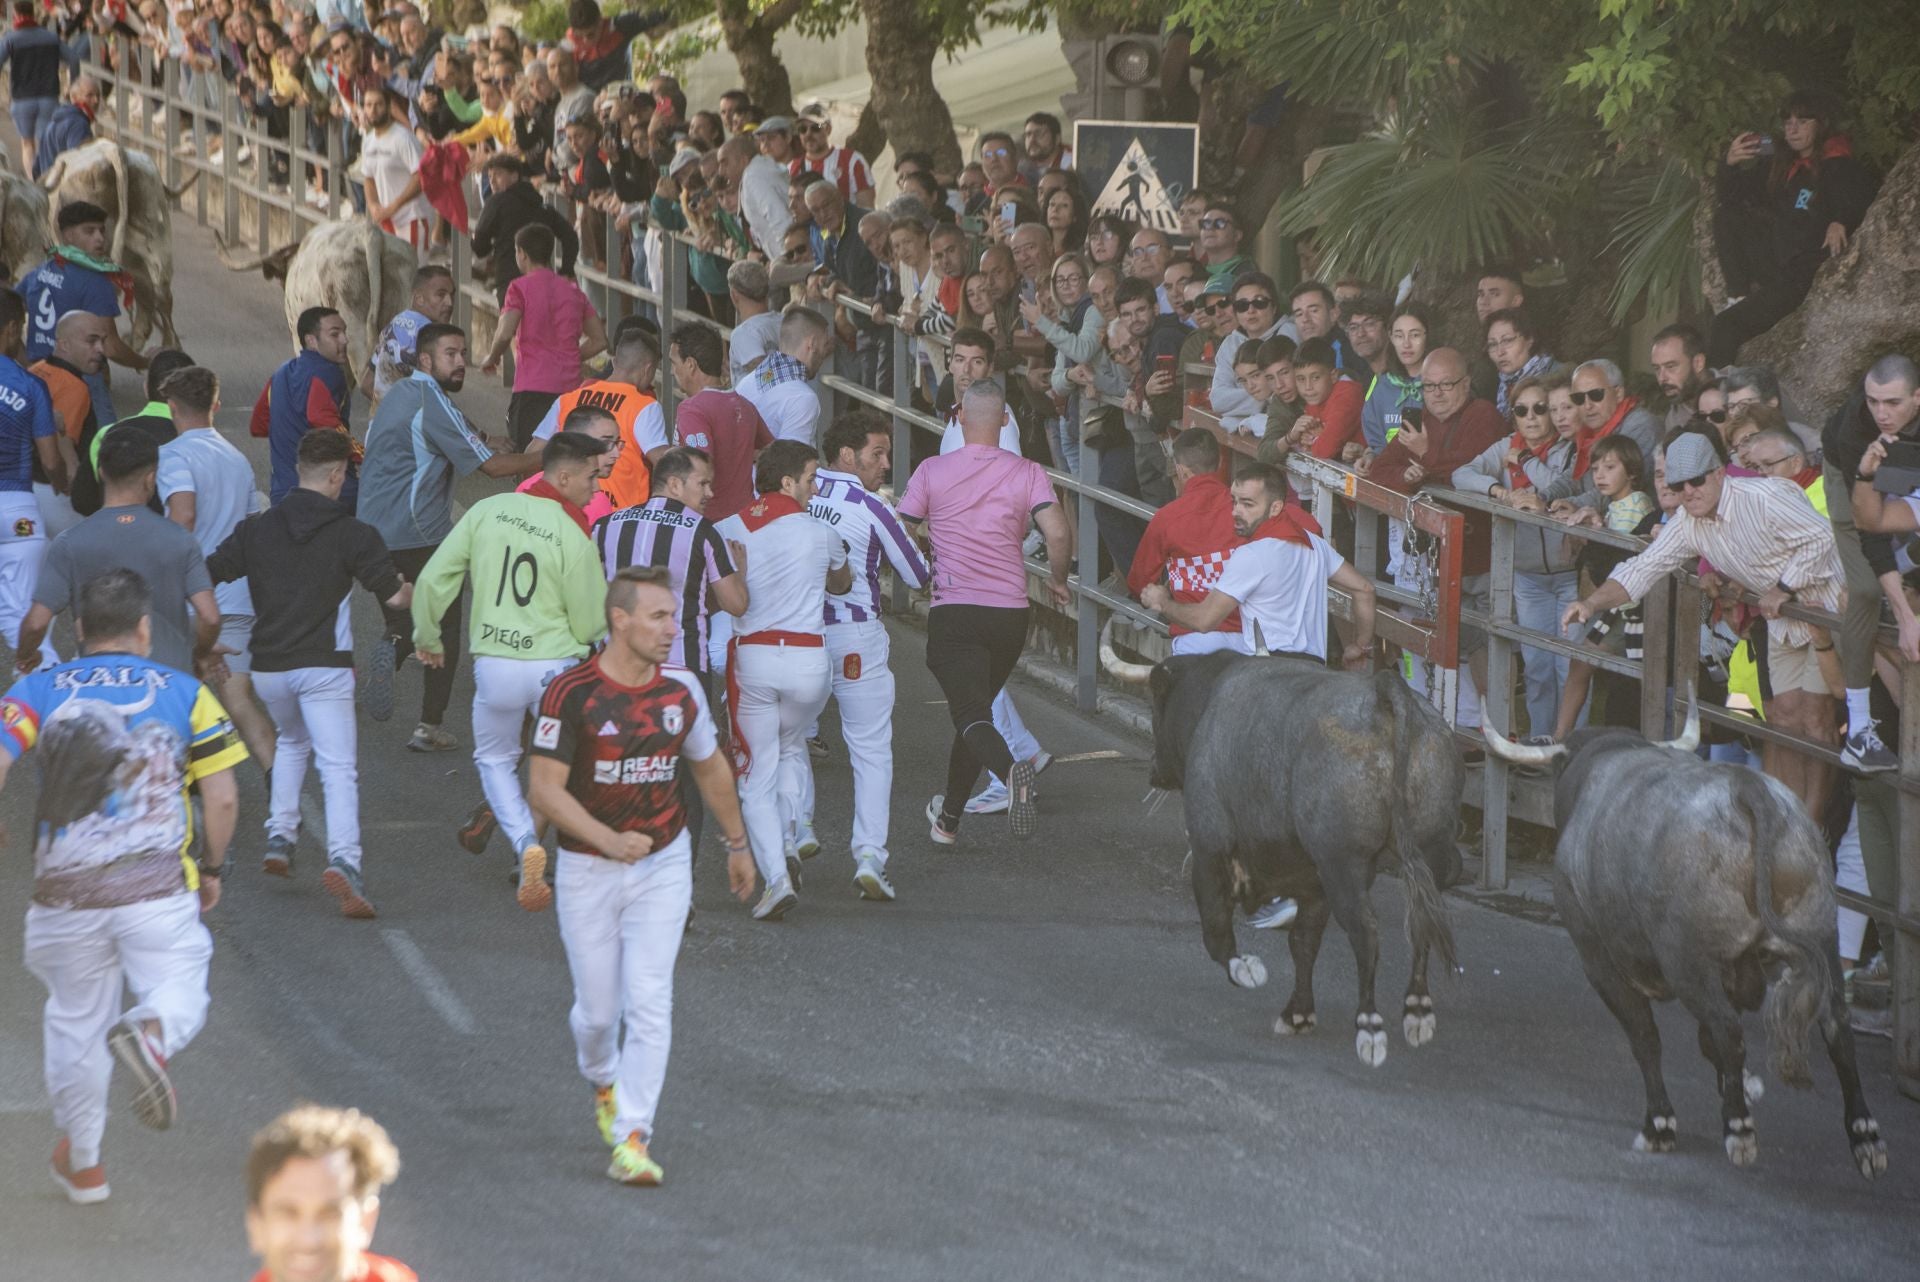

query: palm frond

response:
[1600,160,1703,325]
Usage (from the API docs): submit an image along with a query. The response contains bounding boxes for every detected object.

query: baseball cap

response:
[1663,432,1723,487]
[797,102,828,121]
[758,115,793,134]
[667,148,701,178]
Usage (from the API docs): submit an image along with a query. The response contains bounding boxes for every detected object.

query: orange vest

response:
[550,379,656,509]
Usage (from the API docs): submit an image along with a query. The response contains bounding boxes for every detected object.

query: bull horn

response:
[1655,687,1700,753]
[1098,617,1154,684]
[1481,720,1567,766]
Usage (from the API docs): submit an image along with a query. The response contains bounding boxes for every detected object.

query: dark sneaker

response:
[1841,722,1899,774]
[807,735,830,759]
[408,722,458,752]
[106,1018,176,1130]
[457,801,498,854]
[261,833,296,878]
[321,859,377,919]
[1007,758,1038,839]
[360,635,397,722]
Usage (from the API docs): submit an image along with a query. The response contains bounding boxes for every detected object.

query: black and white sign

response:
[1071,120,1199,233]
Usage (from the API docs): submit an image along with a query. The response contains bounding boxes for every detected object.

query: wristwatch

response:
[197,860,228,880]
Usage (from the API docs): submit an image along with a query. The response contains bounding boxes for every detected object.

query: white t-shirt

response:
[736,373,820,445]
[1212,532,1345,659]
[729,312,783,388]
[939,406,1021,455]
[713,508,846,637]
[157,428,259,617]
[360,124,431,229]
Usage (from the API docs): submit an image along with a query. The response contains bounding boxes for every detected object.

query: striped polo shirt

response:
[591,497,736,672]
[809,467,930,624]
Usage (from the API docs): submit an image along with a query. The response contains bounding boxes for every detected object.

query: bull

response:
[1150,650,1463,1067]
[1483,703,1888,1178]
[39,139,192,349]
[0,170,52,281]
[216,219,417,384]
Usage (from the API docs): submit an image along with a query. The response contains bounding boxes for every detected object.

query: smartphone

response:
[1753,135,1776,158]
[1000,201,1017,227]
[1154,354,1176,379]
[1402,407,1424,433]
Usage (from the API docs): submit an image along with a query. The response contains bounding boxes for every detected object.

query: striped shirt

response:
[809,467,930,624]
[790,147,873,202]
[1610,475,1842,648]
[591,498,736,671]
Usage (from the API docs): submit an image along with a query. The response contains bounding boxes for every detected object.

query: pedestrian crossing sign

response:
[1090,139,1179,231]
[1072,120,1199,236]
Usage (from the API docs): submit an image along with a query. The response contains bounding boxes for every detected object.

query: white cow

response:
[218,219,418,381]
[39,139,187,349]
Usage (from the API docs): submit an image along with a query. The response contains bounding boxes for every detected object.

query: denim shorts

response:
[9,98,55,147]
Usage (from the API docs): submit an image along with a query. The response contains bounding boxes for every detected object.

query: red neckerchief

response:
[1784,134,1852,184]
[11,13,35,28]
[1574,395,1638,479]
[738,490,802,532]
[525,475,590,534]
[1506,430,1554,489]
[1251,505,1316,547]
[567,22,625,64]
[252,1255,417,1282]
[1793,464,1821,491]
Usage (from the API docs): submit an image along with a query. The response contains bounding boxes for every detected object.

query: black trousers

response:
[508,390,561,452]
[925,604,1030,819]
[381,543,460,727]
[1706,253,1820,368]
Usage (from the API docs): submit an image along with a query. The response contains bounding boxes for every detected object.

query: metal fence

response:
[83,38,1917,1099]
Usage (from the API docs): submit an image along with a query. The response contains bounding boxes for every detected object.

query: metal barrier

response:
[83,36,1916,1100]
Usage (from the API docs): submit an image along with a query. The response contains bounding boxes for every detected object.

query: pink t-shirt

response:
[515,471,616,525]
[897,444,1056,609]
[502,268,596,393]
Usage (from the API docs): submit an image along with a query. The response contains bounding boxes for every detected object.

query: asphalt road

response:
[1,211,1917,1282]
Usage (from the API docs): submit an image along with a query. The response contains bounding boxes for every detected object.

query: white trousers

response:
[556,840,691,1143]
[473,654,578,853]
[992,688,1040,772]
[734,642,830,886]
[797,621,896,863]
[22,892,211,1167]
[32,481,79,540]
[1171,631,1250,657]
[255,667,361,868]
[706,610,734,679]
[0,491,55,666]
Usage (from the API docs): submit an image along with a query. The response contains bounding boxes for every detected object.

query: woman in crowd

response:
[1362,301,1430,450]
[1483,307,1556,416]
[1083,214,1130,273]
[1029,253,1098,476]
[957,269,998,341]
[1044,184,1088,257]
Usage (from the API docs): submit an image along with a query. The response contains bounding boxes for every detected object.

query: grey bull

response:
[1484,704,1888,1179]
[0,170,52,281]
[216,219,417,382]
[1149,652,1463,1067]
[39,139,188,349]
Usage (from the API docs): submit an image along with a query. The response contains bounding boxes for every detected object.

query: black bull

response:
[1150,653,1463,1067]
[1485,713,1888,1178]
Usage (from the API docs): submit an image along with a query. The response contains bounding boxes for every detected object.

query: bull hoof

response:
[1632,1114,1677,1154]
[1403,994,1435,1047]
[1851,1116,1888,1180]
[1273,1008,1316,1036]
[1742,1070,1764,1107]
[1723,1116,1758,1168]
[1228,955,1267,989]
[1354,1012,1388,1067]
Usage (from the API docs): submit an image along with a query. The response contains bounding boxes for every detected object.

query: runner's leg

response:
[23,905,122,1168]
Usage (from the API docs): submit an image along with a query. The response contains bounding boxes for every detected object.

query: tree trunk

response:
[846,102,887,166]
[714,0,802,118]
[1751,140,1920,418]
[858,0,962,177]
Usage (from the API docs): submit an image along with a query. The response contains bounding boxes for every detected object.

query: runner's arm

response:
[165,490,198,531]
[33,434,64,492]
[104,328,149,372]
[528,755,626,855]
[15,603,54,672]
[711,571,748,616]
[409,518,471,654]
[1329,559,1376,651]
[1151,587,1238,634]
[579,308,608,365]
[197,765,238,870]
[482,309,521,370]
[188,588,221,659]
[689,748,756,901]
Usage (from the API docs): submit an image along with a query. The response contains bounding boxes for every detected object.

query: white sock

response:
[1845,687,1873,733]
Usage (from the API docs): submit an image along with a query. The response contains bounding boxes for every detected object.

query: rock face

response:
[1750,141,1920,420]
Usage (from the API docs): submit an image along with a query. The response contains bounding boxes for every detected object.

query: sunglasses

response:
[982,146,1011,159]
[1197,299,1228,314]
[1672,472,1717,492]
[1232,296,1274,312]
[1703,408,1728,423]
[1511,402,1549,418]
[796,121,823,133]
[1569,388,1611,405]
[1198,217,1233,231]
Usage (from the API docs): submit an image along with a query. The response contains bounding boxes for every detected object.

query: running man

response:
[528,566,756,1186]
[2,568,246,1204]
[0,286,64,670]
[208,430,413,915]
[713,440,850,920]
[529,326,667,510]
[899,381,1071,842]
[362,265,456,404]
[798,412,928,901]
[413,431,611,910]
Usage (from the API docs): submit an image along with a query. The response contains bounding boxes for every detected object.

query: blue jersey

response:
[0,353,56,493]
[20,256,121,362]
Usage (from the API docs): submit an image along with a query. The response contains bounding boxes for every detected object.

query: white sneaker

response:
[794,823,820,859]
[1249,897,1298,930]
[964,780,1010,814]
[854,850,894,902]
[752,877,797,922]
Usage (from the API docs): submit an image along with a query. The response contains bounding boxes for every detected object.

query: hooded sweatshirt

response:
[206,487,402,672]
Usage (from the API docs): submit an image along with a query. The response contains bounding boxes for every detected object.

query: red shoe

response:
[51,1138,109,1204]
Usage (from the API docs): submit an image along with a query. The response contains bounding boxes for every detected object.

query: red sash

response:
[1252,505,1316,547]
[1574,396,1638,479]
[1505,430,1554,489]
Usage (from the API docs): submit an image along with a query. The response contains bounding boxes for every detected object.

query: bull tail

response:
[164,167,200,202]
[363,222,383,375]
[106,141,130,269]
[1736,771,1829,1089]
[1377,669,1458,972]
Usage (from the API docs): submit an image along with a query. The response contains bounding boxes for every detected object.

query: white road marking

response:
[381,929,478,1035]
[1053,750,1124,763]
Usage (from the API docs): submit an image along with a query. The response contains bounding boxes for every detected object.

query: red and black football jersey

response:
[531,657,718,857]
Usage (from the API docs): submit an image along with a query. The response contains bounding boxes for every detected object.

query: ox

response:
[1150,651,1462,1066]
[39,139,189,349]
[1484,704,1887,1178]
[216,219,417,384]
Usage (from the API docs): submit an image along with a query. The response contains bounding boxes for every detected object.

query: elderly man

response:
[1570,427,1844,816]
[1210,272,1294,433]
[802,180,883,394]
[1127,228,1172,302]
[1010,223,1052,299]
[719,133,792,258]
[726,259,782,384]
[1547,359,1663,516]
[32,73,96,180]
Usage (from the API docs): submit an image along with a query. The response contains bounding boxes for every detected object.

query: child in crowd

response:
[1551,435,1659,740]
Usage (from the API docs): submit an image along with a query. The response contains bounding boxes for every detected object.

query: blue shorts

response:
[9,98,55,147]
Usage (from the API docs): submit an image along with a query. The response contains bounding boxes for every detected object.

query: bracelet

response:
[724,834,749,850]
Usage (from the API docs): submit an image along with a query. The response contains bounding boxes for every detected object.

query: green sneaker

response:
[594,1084,617,1147]
[607,1131,663,1186]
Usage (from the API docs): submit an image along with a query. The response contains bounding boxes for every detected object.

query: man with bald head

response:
[544,45,594,170]
[30,311,112,520]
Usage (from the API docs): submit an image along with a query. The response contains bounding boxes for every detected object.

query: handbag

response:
[1080,401,1130,452]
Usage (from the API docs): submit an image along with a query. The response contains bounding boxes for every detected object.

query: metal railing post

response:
[220,83,239,247]
[1897,656,1920,1101]
[161,57,181,198]
[325,121,343,222]
[657,234,680,417]
[1480,515,1514,890]
[890,322,913,611]
[450,233,472,334]
[1075,445,1101,712]
[290,108,310,234]
[1638,577,1673,740]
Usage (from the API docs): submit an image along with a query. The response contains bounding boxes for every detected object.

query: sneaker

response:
[106,1018,176,1130]
[964,780,1010,814]
[926,796,958,846]
[807,734,830,759]
[516,844,552,912]
[1029,749,1053,775]
[607,1131,663,1185]
[360,636,396,722]
[784,845,804,890]
[793,823,820,860]
[752,877,797,922]
[1007,758,1038,839]
[593,1084,617,1147]
[1841,722,1899,774]
[320,860,377,919]
[456,801,497,855]
[407,722,458,752]
[50,1139,109,1205]
[1249,897,1298,930]
[854,850,894,902]
[261,832,296,878]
